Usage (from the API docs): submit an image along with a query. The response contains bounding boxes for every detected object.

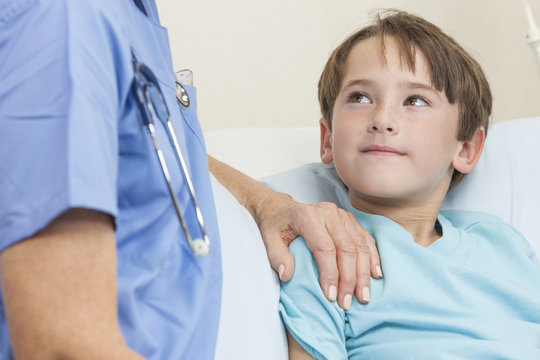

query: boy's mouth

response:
[361,145,405,156]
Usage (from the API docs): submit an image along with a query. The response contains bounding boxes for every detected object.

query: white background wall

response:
[156,0,540,131]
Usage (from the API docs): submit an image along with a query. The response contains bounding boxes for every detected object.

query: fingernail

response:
[362,287,370,303]
[343,294,352,311]
[278,264,285,280]
[328,285,337,302]
[376,265,383,278]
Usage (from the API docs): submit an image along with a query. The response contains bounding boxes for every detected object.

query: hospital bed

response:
[206,116,540,359]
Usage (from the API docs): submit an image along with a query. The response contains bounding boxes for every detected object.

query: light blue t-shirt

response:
[0,1,221,359]
[280,210,540,359]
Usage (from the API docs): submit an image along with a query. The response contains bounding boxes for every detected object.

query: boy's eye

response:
[404,96,429,106]
[348,92,372,104]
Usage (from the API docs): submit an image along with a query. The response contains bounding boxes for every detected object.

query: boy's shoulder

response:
[440,209,506,229]
[440,209,532,252]
[440,209,523,239]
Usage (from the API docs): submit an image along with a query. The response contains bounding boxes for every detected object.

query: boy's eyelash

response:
[347,91,371,103]
[406,95,430,106]
[345,92,430,105]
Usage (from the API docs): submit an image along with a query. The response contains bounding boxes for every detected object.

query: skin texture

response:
[289,36,484,359]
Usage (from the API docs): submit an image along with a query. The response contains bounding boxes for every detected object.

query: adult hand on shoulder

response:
[208,155,382,310]
[253,189,382,310]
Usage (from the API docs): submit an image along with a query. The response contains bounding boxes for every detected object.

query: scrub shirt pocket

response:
[175,83,208,154]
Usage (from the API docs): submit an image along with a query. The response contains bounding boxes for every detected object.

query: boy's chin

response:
[348,180,448,209]
[347,180,424,207]
[348,179,406,198]
[349,188,404,207]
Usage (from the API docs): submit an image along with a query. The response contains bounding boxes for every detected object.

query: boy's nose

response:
[370,124,396,133]
[368,106,400,135]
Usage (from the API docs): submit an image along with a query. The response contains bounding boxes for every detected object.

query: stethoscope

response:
[131,52,210,257]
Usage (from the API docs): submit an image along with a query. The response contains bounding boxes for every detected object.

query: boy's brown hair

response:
[318,9,492,189]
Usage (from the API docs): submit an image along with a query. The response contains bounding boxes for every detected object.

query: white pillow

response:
[205,127,320,179]
[442,117,540,256]
[212,175,288,360]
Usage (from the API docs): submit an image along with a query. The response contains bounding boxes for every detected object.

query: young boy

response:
[278,10,540,360]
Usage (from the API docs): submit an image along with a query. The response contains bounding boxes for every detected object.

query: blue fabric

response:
[280,210,540,360]
[0,0,222,359]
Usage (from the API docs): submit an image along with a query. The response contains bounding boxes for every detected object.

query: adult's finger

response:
[325,208,362,309]
[343,211,382,303]
[293,203,342,303]
[263,233,296,282]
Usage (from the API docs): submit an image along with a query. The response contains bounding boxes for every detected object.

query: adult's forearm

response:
[208,155,291,224]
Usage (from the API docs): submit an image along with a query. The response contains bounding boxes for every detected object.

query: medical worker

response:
[0,0,381,359]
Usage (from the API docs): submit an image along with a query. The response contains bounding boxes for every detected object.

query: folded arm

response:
[287,331,315,360]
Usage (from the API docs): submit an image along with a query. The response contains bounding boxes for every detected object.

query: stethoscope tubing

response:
[132,54,210,257]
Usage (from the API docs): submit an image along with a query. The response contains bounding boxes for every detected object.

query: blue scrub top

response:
[0,0,222,359]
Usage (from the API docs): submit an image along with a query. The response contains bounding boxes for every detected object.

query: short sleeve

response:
[0,0,120,251]
[279,238,348,360]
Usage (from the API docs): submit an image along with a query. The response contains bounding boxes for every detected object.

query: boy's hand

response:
[254,190,382,310]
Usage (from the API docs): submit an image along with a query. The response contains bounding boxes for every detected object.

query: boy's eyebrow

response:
[402,81,442,99]
[342,79,374,89]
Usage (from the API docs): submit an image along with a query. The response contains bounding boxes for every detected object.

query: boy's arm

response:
[208,155,381,307]
[0,209,143,360]
[287,331,315,360]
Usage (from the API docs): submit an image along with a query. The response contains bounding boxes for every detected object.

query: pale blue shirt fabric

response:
[0,0,222,359]
[280,209,540,359]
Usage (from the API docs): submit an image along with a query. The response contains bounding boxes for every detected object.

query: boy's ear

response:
[452,127,485,174]
[320,118,334,164]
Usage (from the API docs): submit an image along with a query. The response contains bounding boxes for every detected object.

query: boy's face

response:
[320,36,476,208]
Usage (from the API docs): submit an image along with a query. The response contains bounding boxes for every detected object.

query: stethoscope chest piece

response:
[175,81,190,108]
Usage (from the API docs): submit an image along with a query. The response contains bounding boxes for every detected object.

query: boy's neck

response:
[351,195,444,247]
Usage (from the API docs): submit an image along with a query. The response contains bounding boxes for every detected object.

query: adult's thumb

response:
[266,238,296,282]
